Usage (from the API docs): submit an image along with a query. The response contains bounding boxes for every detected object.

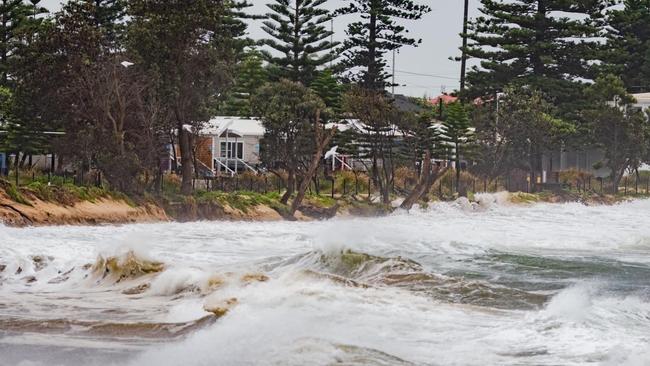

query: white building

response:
[179,117,265,176]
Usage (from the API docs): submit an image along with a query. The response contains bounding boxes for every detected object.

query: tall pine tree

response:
[86,0,125,42]
[219,50,268,117]
[466,0,608,104]
[0,0,39,86]
[441,102,473,194]
[336,0,430,91]
[605,0,650,93]
[310,69,343,111]
[261,0,336,85]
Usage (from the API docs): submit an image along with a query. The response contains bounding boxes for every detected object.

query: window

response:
[220,141,244,159]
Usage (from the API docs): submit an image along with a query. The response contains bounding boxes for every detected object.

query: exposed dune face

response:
[0,188,168,227]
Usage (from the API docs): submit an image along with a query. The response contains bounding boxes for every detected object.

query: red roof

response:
[430,94,458,105]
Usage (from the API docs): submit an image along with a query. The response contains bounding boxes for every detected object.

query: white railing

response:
[332,155,353,171]
[214,158,236,176]
[215,157,257,175]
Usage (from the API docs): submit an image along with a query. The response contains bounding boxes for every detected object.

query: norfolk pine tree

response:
[466,0,609,112]
[261,0,337,85]
[441,102,473,195]
[336,0,430,91]
[604,0,650,92]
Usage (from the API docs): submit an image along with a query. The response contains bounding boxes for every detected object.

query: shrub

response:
[558,169,593,185]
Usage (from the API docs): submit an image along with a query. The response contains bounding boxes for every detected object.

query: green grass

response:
[25,181,108,202]
[5,183,30,205]
[509,192,540,204]
[194,190,283,213]
[305,194,337,208]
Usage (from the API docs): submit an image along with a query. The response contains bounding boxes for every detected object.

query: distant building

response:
[430,93,459,106]
[541,92,650,180]
[631,92,650,114]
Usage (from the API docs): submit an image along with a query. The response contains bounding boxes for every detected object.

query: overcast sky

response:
[40,0,482,97]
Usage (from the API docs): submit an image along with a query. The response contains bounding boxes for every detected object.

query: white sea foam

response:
[1,199,650,365]
[543,284,595,322]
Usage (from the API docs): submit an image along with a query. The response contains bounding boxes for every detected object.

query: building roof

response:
[199,117,265,137]
[430,94,459,105]
[327,119,406,137]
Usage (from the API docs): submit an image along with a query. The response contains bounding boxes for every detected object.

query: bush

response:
[435,169,480,198]
[334,171,368,195]
[3,182,30,205]
[558,169,593,185]
[23,181,112,205]
[394,166,418,191]
[194,191,280,213]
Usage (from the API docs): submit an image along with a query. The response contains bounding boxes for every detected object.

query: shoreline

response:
[0,183,636,228]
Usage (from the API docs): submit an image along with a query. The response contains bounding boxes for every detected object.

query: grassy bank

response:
[1,168,645,227]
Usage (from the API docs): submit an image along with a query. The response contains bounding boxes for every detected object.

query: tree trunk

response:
[460,0,470,92]
[179,125,193,195]
[401,151,431,210]
[455,141,461,195]
[290,130,336,216]
[611,165,627,195]
[367,7,378,90]
[281,169,294,204]
[170,134,178,173]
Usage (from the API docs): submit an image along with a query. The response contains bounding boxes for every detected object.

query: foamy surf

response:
[1,199,650,365]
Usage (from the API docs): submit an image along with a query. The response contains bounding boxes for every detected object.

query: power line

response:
[395,69,460,81]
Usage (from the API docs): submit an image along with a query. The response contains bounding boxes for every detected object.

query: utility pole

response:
[391,49,396,95]
[329,18,334,69]
[30,0,40,20]
[460,0,470,93]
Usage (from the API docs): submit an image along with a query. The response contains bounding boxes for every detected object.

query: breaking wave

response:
[2,199,650,365]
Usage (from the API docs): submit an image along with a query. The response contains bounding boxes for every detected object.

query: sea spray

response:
[2,200,650,365]
[543,284,594,322]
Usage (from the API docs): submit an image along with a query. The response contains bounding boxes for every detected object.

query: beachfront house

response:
[174,117,265,177]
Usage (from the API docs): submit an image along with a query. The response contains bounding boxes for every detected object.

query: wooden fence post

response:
[355,175,359,195]
[600,178,603,194]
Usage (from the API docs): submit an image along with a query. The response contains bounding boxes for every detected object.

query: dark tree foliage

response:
[0,0,47,86]
[252,79,326,204]
[218,50,268,117]
[9,2,159,192]
[309,69,343,112]
[0,0,49,166]
[604,0,650,93]
[82,0,125,43]
[127,0,250,194]
[342,87,399,204]
[441,102,473,193]
[485,86,574,187]
[261,0,336,85]
[466,0,609,107]
[394,108,442,172]
[583,74,650,193]
[336,0,430,91]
